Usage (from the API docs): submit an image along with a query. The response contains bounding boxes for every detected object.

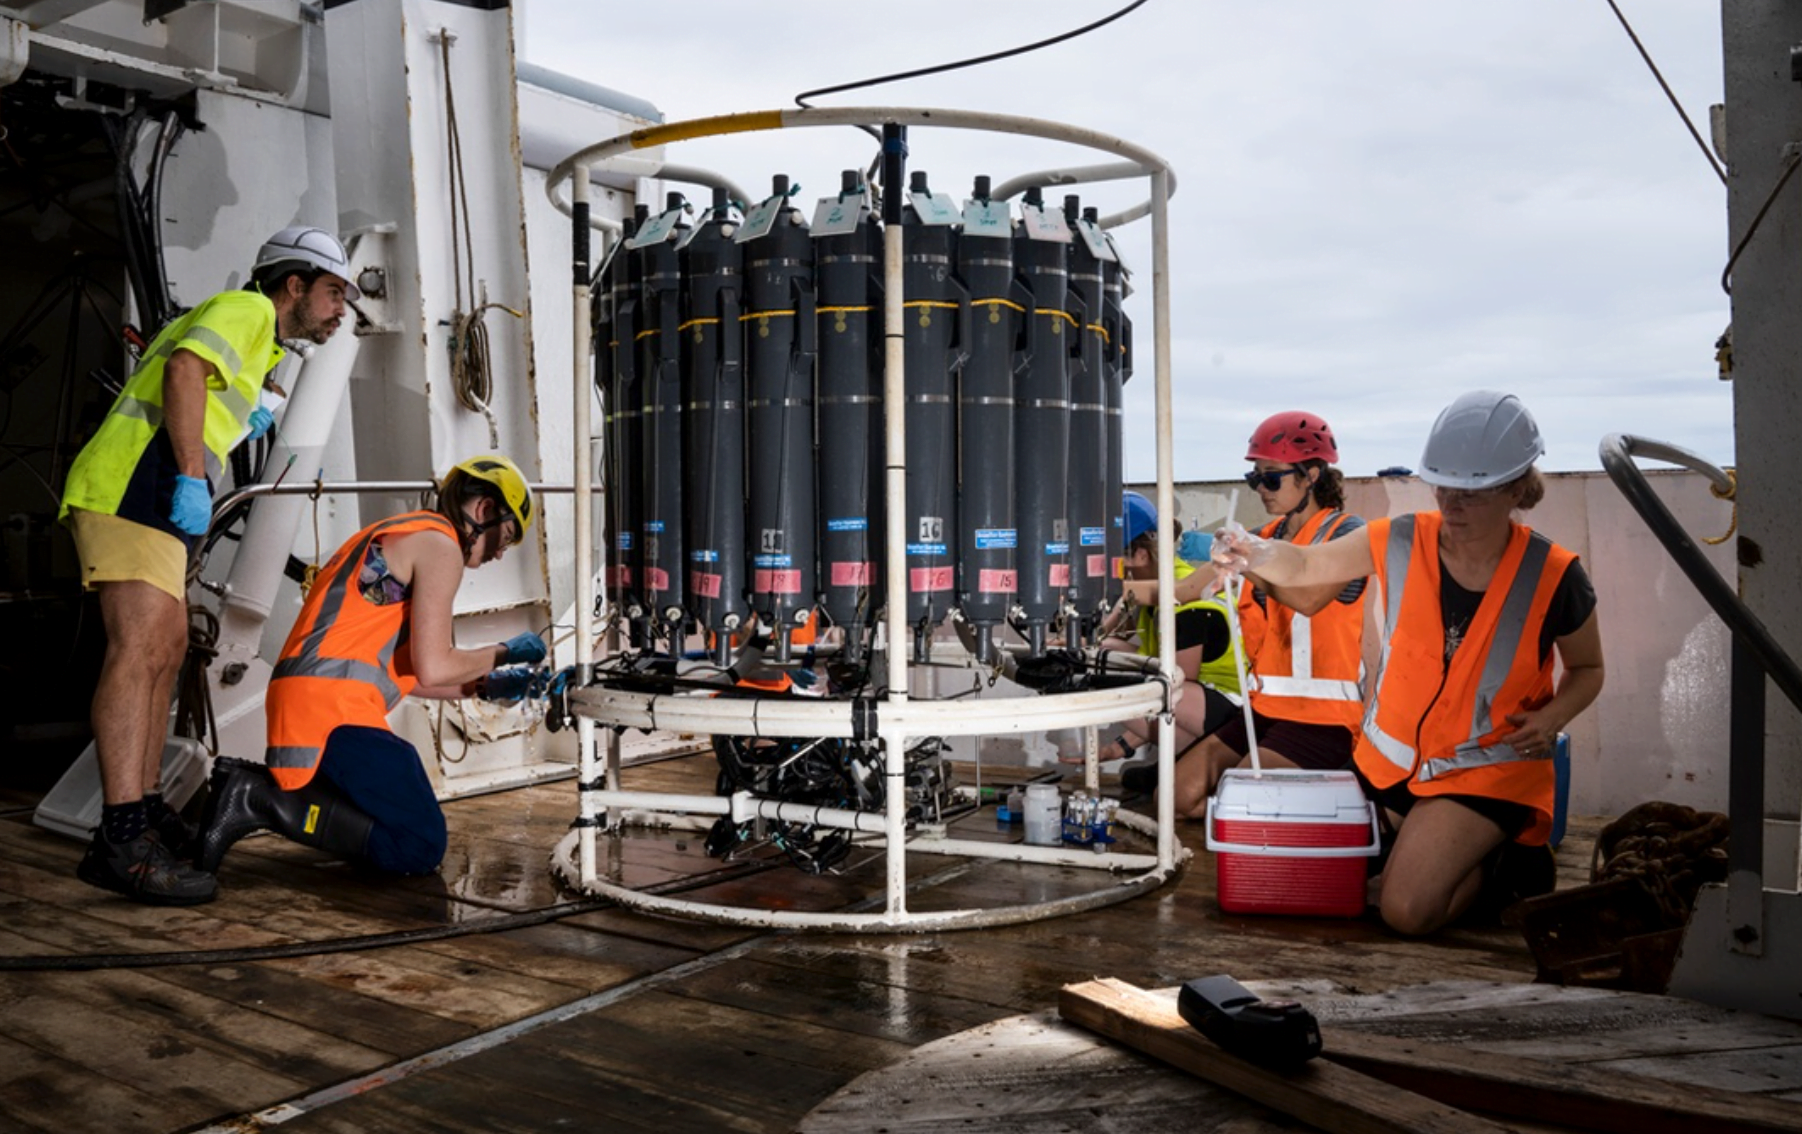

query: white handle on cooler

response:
[1203,798,1383,858]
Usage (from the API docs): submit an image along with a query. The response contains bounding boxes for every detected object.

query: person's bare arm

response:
[161,349,214,478]
[1248,575,1346,617]
[389,528,505,690]
[1503,610,1605,752]
[1215,523,1375,592]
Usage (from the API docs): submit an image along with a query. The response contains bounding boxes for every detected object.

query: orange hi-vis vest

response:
[265,511,457,789]
[1356,513,1576,846]
[1241,509,1366,728]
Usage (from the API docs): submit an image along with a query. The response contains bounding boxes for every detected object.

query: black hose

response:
[0,855,781,973]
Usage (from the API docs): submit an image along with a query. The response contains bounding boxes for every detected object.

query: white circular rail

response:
[549,106,1185,931]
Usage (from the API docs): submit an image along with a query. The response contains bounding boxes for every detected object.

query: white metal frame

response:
[545,106,1183,931]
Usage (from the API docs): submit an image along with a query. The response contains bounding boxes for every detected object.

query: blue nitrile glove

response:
[169,475,212,536]
[479,666,536,703]
[1178,529,1213,564]
[500,632,547,666]
[246,405,274,440]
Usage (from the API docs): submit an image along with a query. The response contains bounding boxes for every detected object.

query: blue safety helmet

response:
[1123,491,1157,545]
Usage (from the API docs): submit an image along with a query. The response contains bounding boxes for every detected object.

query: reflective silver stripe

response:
[273,655,401,702]
[115,395,164,429]
[281,513,429,712]
[215,382,255,424]
[1418,532,1555,783]
[1264,511,1354,701]
[184,324,246,379]
[1258,675,1361,701]
[1361,515,1416,771]
[1422,738,1548,781]
[818,395,881,405]
[1362,714,1415,772]
[266,745,319,769]
[1468,533,1551,737]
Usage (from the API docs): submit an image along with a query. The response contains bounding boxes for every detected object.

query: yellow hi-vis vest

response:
[59,291,282,520]
[1136,557,1243,696]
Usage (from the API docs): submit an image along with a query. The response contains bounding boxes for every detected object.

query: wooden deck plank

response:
[1059,977,1514,1133]
[1,981,311,1126]
[495,987,919,1131]
[659,950,1009,1046]
[0,1033,167,1134]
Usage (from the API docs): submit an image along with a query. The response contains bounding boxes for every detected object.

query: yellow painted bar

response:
[629,110,787,149]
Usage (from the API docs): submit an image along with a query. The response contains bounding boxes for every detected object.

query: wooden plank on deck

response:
[1059,976,1515,1134]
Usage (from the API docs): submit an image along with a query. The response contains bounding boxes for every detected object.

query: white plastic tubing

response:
[549,107,1180,931]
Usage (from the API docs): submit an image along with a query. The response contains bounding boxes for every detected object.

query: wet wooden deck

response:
[0,753,1791,1133]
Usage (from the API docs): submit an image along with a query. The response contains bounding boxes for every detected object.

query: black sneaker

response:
[76,830,217,906]
[148,801,198,860]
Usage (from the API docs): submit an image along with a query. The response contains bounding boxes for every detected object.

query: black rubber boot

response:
[193,757,375,872]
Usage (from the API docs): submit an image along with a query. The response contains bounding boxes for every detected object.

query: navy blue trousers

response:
[316,724,447,875]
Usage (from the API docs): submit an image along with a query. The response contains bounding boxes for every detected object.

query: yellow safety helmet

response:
[448,454,534,539]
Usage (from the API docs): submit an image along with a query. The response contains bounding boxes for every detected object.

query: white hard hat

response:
[254,226,360,299]
[1418,390,1544,489]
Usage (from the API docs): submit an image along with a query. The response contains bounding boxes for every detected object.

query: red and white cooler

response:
[1205,768,1381,917]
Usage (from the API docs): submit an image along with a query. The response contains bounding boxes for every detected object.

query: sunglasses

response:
[1431,483,1509,505]
[1242,467,1301,492]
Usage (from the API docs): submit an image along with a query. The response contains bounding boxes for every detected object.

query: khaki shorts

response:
[67,508,189,602]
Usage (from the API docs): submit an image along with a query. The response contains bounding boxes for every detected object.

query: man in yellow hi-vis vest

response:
[59,226,359,905]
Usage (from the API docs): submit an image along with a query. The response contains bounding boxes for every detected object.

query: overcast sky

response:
[521,0,1730,482]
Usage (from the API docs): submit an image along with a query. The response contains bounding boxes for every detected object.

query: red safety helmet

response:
[1246,411,1338,464]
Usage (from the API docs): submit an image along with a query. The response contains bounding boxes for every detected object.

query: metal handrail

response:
[1598,434,1802,712]
[210,479,604,535]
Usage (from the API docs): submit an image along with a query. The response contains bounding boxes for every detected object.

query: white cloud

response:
[524,0,1731,479]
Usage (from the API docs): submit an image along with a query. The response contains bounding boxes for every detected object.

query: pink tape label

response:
[754,569,804,595]
[605,566,633,587]
[978,568,1018,593]
[1049,564,1072,587]
[1086,553,1107,578]
[830,561,875,586]
[910,566,954,592]
[645,567,670,591]
[690,571,722,598]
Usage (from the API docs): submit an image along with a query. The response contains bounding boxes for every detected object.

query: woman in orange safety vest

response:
[1211,392,1604,936]
[190,455,547,882]
[1170,410,1368,816]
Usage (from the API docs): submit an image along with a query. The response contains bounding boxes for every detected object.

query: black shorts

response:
[1211,708,1354,771]
[1352,764,1535,839]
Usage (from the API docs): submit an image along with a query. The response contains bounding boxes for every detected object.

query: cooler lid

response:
[1212,768,1370,823]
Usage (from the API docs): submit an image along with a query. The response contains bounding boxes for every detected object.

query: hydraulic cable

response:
[0,854,783,973]
[794,0,1153,108]
[1600,0,1725,187]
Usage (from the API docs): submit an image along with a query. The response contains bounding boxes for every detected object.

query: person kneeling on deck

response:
[1171,410,1368,813]
[1098,491,1248,795]
[192,455,546,877]
[1210,392,1604,935]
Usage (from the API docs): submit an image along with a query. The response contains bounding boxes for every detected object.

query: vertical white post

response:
[1150,168,1176,871]
[572,165,599,883]
[881,127,911,916]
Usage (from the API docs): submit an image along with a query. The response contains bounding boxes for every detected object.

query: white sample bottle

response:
[1023,783,1062,846]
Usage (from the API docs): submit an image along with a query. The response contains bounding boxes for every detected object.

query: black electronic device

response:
[1176,974,1322,1068]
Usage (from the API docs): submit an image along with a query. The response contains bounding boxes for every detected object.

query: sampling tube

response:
[955,174,1022,665]
[741,175,818,659]
[681,188,750,661]
[813,170,886,661]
